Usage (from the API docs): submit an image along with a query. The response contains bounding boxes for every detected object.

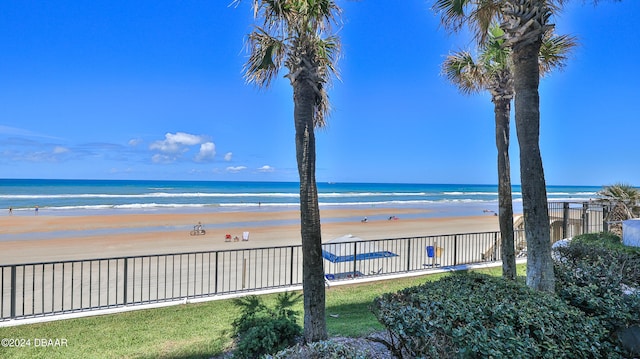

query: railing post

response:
[214,252,219,294]
[10,265,16,319]
[603,205,609,233]
[453,235,458,266]
[493,232,498,261]
[582,202,589,235]
[406,238,411,272]
[562,202,569,239]
[123,258,128,305]
[242,258,246,289]
[289,246,294,285]
[352,242,357,277]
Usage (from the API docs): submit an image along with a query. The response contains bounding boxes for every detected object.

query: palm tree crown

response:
[241,0,341,127]
[598,183,640,218]
[433,0,568,42]
[443,24,513,101]
[443,24,575,102]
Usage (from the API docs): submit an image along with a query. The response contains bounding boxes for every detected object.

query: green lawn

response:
[0,265,525,358]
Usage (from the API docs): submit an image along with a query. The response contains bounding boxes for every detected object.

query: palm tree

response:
[499,0,560,293]
[238,0,342,342]
[598,183,640,215]
[597,183,640,236]
[443,25,517,280]
[434,0,578,292]
[443,24,575,281]
[598,183,640,235]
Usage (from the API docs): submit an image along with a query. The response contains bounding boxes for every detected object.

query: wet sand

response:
[0,208,499,264]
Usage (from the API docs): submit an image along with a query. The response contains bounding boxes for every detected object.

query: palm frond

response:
[232,295,266,316]
[243,27,286,87]
[598,183,640,202]
[469,0,504,43]
[314,35,341,81]
[274,291,303,320]
[301,0,342,32]
[597,183,640,218]
[480,24,510,72]
[539,31,578,76]
[443,50,487,95]
[433,0,473,31]
[433,0,504,43]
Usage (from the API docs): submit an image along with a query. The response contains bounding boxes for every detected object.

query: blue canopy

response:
[322,250,397,263]
[322,234,398,263]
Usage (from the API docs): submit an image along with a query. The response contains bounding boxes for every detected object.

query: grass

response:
[0,265,526,358]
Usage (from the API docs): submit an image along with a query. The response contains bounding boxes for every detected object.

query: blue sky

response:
[0,1,637,186]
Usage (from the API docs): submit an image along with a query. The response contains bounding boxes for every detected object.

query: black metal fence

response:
[0,201,607,322]
[547,201,607,241]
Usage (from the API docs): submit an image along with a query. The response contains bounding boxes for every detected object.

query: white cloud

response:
[53,146,69,154]
[0,125,61,140]
[148,132,221,164]
[152,154,174,163]
[150,132,205,154]
[128,138,142,146]
[258,165,274,172]
[195,142,216,162]
[226,166,247,173]
[224,152,233,161]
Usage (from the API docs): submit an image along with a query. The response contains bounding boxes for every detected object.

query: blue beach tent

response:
[322,234,398,263]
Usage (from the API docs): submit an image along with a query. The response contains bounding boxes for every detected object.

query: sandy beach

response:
[0,208,499,265]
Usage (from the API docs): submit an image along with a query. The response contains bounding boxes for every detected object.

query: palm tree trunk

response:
[511,39,555,293]
[494,98,516,280]
[293,68,328,342]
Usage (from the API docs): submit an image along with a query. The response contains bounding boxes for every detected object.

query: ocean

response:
[0,179,602,217]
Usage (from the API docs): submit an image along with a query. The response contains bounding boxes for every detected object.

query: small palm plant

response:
[598,183,640,235]
[231,292,303,358]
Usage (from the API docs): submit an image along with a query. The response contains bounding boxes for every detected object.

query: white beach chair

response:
[242,231,250,241]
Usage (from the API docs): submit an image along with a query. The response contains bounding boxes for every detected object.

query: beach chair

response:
[242,231,250,241]
[225,234,232,242]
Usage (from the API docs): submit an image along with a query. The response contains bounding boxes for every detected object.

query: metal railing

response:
[547,201,607,241]
[0,201,607,322]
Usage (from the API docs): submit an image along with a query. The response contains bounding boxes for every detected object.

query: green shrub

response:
[573,232,623,246]
[231,292,303,359]
[372,272,615,358]
[266,339,374,359]
[554,238,639,288]
[573,232,640,257]
[554,233,640,355]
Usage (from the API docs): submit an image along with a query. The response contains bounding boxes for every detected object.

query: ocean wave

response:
[547,192,598,196]
[2,191,596,201]
[443,192,499,196]
[23,198,509,212]
[0,192,298,199]
[0,191,442,200]
[319,192,429,197]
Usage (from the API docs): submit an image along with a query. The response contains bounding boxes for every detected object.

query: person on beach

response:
[35,206,39,215]
[8,207,12,215]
